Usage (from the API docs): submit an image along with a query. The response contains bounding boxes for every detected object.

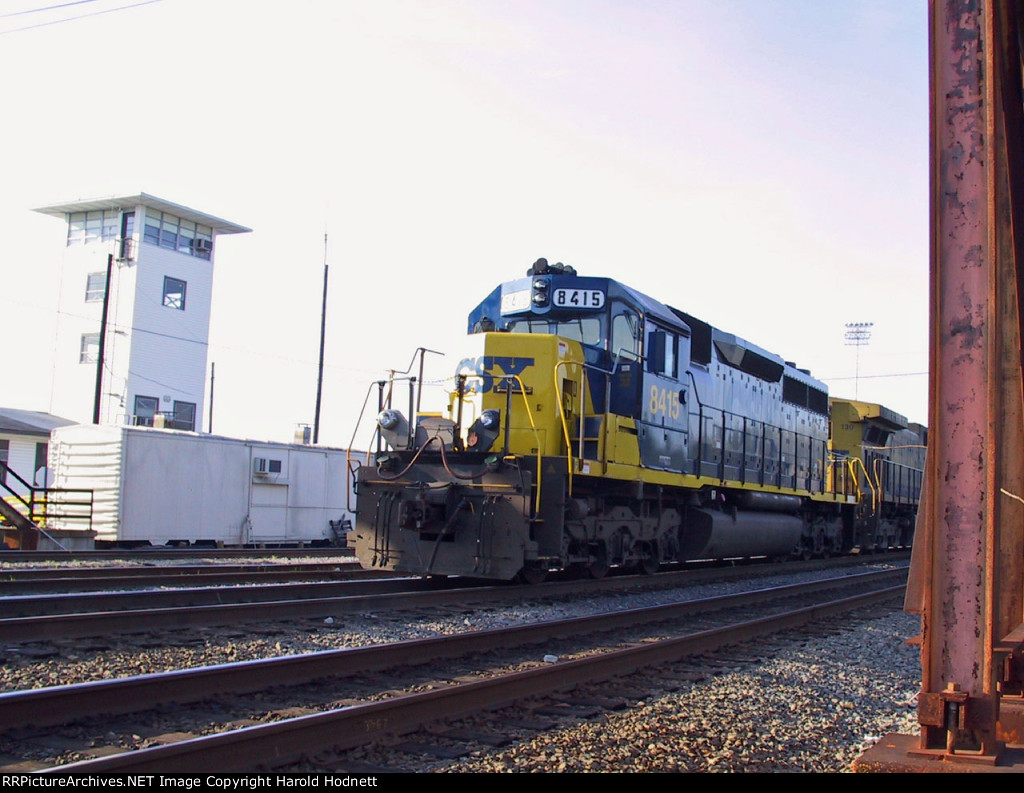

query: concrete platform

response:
[854,733,1024,773]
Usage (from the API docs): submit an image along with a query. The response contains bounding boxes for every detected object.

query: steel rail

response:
[1,575,453,618]
[0,569,906,731]
[0,558,904,642]
[0,565,387,595]
[0,547,354,563]
[0,561,357,580]
[41,582,906,773]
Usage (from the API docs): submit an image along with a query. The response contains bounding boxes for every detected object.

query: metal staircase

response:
[0,462,93,550]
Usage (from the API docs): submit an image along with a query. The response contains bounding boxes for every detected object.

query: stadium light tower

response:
[844,322,873,399]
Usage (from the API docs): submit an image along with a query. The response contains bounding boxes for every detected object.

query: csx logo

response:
[456,356,534,393]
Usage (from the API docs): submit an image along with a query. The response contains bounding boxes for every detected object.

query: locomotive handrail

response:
[347,380,386,467]
[870,455,925,506]
[685,370,704,404]
[501,374,545,515]
[553,357,621,498]
[827,455,859,500]
[345,381,390,516]
[383,346,443,426]
[688,404,827,494]
[553,358,584,498]
[554,359,831,497]
[862,444,927,506]
[849,455,877,511]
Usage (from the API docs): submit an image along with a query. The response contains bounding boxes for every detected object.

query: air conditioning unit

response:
[193,239,212,253]
[253,457,269,476]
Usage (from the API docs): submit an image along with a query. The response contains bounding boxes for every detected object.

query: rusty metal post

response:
[910,0,1024,766]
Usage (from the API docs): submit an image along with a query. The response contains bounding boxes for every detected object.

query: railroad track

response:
[0,560,386,595]
[0,548,354,564]
[0,568,907,773]
[0,555,904,643]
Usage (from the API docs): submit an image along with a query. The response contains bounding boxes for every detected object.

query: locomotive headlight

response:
[376,409,411,450]
[466,409,501,453]
[377,410,401,430]
[532,277,550,306]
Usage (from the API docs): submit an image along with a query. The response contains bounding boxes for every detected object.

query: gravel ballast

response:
[0,562,922,772]
[438,609,921,772]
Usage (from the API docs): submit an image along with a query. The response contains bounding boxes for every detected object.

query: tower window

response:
[67,210,122,245]
[85,272,106,302]
[133,395,159,427]
[80,333,99,363]
[143,210,213,259]
[170,401,196,432]
[163,277,186,310]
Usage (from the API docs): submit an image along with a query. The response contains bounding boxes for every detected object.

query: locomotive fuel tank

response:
[679,507,804,561]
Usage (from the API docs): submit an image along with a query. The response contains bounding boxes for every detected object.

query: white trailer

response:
[48,424,361,546]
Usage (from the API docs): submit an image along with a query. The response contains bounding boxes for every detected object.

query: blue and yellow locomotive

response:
[828,397,926,553]
[348,259,922,581]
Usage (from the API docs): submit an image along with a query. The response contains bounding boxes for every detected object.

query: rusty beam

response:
[910,0,1024,766]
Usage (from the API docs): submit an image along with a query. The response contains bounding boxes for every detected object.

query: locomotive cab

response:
[464,258,694,461]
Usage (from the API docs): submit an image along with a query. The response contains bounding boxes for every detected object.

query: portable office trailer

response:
[48,424,359,546]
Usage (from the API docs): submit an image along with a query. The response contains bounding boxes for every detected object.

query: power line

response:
[1,1,105,19]
[0,0,163,35]
[822,372,928,381]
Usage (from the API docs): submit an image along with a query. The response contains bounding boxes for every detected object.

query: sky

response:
[0,0,930,448]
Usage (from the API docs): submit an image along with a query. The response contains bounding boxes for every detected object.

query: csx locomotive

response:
[348,259,925,581]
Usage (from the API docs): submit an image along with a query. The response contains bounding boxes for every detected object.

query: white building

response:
[0,407,74,495]
[34,194,250,431]
[48,425,357,547]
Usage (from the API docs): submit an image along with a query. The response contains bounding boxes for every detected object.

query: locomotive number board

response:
[553,288,605,309]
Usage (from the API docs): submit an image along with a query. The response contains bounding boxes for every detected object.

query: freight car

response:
[347,259,923,581]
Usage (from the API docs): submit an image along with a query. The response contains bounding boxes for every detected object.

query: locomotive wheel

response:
[639,543,660,575]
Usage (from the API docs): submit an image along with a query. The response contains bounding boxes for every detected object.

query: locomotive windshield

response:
[505,316,603,346]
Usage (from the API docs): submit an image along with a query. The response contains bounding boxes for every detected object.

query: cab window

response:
[647,326,678,378]
[611,309,641,361]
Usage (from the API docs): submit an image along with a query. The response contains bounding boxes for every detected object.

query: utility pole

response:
[844,321,873,399]
[313,234,328,444]
[208,362,215,433]
[92,253,114,424]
